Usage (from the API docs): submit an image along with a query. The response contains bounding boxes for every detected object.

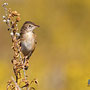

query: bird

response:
[20,21,40,60]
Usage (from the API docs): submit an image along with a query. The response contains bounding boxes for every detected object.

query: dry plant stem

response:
[2,3,26,82]
[11,77,21,90]
[3,3,8,17]
[3,3,12,30]
[3,2,38,90]
[20,54,26,79]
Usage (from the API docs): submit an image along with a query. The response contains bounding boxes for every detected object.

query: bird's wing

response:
[27,48,35,59]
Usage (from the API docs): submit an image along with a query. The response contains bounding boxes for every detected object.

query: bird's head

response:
[23,21,40,32]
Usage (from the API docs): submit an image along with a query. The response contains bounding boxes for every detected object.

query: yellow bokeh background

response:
[0,0,90,90]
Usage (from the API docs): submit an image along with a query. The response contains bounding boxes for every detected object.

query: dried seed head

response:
[7,80,12,83]
[7,19,10,23]
[16,17,21,22]
[10,32,14,36]
[35,79,38,84]
[3,19,6,22]
[8,8,12,13]
[3,16,6,19]
[24,66,29,70]
[16,32,20,36]
[8,14,12,18]
[11,11,20,16]
[2,3,8,6]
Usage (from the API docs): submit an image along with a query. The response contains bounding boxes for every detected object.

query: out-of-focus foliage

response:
[0,0,90,90]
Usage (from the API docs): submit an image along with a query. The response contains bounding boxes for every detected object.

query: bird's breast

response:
[21,32,35,53]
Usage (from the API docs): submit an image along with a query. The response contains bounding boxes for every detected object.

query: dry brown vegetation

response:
[2,3,38,90]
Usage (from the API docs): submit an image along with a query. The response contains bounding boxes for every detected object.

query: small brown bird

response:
[20,21,40,59]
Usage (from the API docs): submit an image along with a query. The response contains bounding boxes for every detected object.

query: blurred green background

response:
[0,0,90,90]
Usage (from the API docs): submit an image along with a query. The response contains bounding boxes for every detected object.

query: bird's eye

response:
[29,25,31,27]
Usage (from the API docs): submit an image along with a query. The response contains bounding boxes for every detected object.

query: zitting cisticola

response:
[20,21,40,60]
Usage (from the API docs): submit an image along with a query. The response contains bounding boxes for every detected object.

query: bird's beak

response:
[35,24,40,28]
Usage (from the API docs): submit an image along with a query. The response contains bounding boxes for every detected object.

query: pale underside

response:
[21,31,36,56]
